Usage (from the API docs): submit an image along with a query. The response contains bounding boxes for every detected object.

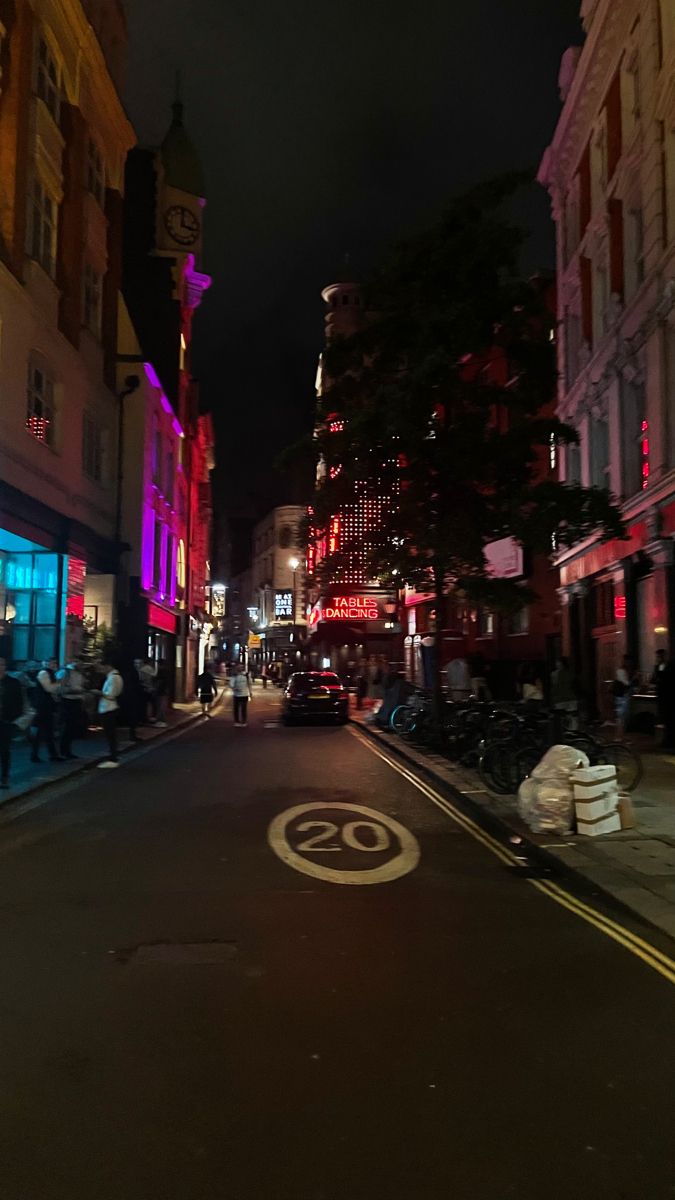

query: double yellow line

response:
[350,726,675,987]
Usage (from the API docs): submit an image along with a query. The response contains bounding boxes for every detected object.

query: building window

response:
[478,609,494,637]
[36,36,60,121]
[28,179,57,277]
[564,307,582,388]
[82,263,102,337]
[165,449,174,505]
[153,520,163,590]
[86,139,105,206]
[82,412,104,482]
[628,208,644,289]
[176,539,186,595]
[566,441,581,485]
[507,606,530,636]
[151,416,162,486]
[26,360,55,446]
[596,257,610,337]
[591,418,610,490]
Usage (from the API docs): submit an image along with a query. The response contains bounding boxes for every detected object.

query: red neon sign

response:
[614,595,626,621]
[313,595,380,622]
[148,602,177,633]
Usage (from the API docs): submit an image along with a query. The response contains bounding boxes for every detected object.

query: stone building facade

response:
[0,0,134,665]
[539,0,675,714]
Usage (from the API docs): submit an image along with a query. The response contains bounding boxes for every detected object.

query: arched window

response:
[176,539,186,594]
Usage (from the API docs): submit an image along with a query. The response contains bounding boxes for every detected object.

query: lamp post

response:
[288,556,300,660]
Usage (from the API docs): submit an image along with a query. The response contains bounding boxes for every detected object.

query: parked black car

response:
[282,672,349,725]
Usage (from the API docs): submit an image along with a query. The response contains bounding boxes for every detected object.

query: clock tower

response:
[156,96,206,258]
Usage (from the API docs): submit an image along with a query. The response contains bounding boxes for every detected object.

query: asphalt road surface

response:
[1,687,674,1200]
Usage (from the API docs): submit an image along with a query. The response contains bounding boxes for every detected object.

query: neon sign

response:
[311,595,380,623]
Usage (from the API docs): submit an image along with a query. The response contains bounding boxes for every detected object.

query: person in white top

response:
[229,664,252,726]
[97,659,124,768]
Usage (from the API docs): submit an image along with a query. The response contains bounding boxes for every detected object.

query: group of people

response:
[613,650,675,746]
[0,654,169,789]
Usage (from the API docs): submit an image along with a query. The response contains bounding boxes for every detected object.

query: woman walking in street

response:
[197,667,219,717]
[230,665,252,726]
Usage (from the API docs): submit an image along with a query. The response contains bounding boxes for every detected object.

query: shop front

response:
[307,589,400,677]
[0,529,67,666]
[559,512,675,719]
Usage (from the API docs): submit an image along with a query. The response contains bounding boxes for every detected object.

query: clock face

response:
[164,205,200,246]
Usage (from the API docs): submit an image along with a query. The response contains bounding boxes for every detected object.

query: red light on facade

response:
[614,595,626,621]
[148,602,177,633]
[641,420,650,489]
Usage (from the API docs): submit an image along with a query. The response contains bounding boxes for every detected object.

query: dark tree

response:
[310,175,623,710]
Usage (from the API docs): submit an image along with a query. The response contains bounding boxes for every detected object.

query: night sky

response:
[125,0,583,537]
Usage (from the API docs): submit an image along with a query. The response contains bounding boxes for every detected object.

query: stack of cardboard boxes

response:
[571,765,635,836]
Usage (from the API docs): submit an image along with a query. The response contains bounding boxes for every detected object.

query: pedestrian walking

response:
[57,658,87,758]
[121,661,144,742]
[612,655,639,737]
[134,657,157,723]
[32,658,64,763]
[0,658,24,790]
[96,658,124,768]
[230,664,252,726]
[197,667,219,716]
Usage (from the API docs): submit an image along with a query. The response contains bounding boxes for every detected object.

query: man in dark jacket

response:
[0,658,24,789]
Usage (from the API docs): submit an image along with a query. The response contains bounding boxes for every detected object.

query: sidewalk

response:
[0,697,215,807]
[351,707,675,942]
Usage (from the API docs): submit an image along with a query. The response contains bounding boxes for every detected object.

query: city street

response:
[0,688,674,1200]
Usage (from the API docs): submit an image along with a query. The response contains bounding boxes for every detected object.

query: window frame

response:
[82,411,104,483]
[26,359,56,447]
[86,137,105,207]
[82,262,103,338]
[28,177,57,278]
[35,34,61,123]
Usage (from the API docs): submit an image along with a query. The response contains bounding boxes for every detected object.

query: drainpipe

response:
[114,374,140,639]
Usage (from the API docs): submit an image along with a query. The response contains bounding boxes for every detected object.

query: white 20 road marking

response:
[268,801,420,885]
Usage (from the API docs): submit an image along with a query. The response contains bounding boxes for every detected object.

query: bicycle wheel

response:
[597,742,643,792]
[389,705,410,734]
[479,743,513,794]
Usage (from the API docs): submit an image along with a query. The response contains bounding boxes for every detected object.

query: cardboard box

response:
[577,811,622,838]
[618,794,636,830]
[575,792,618,823]
[572,765,618,800]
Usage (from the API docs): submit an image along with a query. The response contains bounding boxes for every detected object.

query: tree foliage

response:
[311,175,624,605]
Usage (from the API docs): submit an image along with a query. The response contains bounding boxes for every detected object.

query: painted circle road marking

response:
[267,802,420,885]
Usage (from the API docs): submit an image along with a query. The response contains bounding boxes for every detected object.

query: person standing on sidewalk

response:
[57,659,87,759]
[230,664,252,726]
[0,659,24,790]
[96,659,124,769]
[32,658,64,764]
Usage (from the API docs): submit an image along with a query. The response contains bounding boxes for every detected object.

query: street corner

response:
[267,800,421,886]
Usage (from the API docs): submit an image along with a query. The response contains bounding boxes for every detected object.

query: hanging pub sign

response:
[275,590,294,620]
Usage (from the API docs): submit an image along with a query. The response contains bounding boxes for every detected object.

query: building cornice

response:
[539,0,637,192]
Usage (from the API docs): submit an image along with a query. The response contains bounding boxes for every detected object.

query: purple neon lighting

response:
[143,362,185,438]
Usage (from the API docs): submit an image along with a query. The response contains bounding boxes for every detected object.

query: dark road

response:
[1,688,674,1200]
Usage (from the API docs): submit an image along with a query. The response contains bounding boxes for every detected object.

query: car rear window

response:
[291,672,341,693]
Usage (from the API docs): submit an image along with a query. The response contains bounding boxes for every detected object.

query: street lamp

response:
[288,556,300,655]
